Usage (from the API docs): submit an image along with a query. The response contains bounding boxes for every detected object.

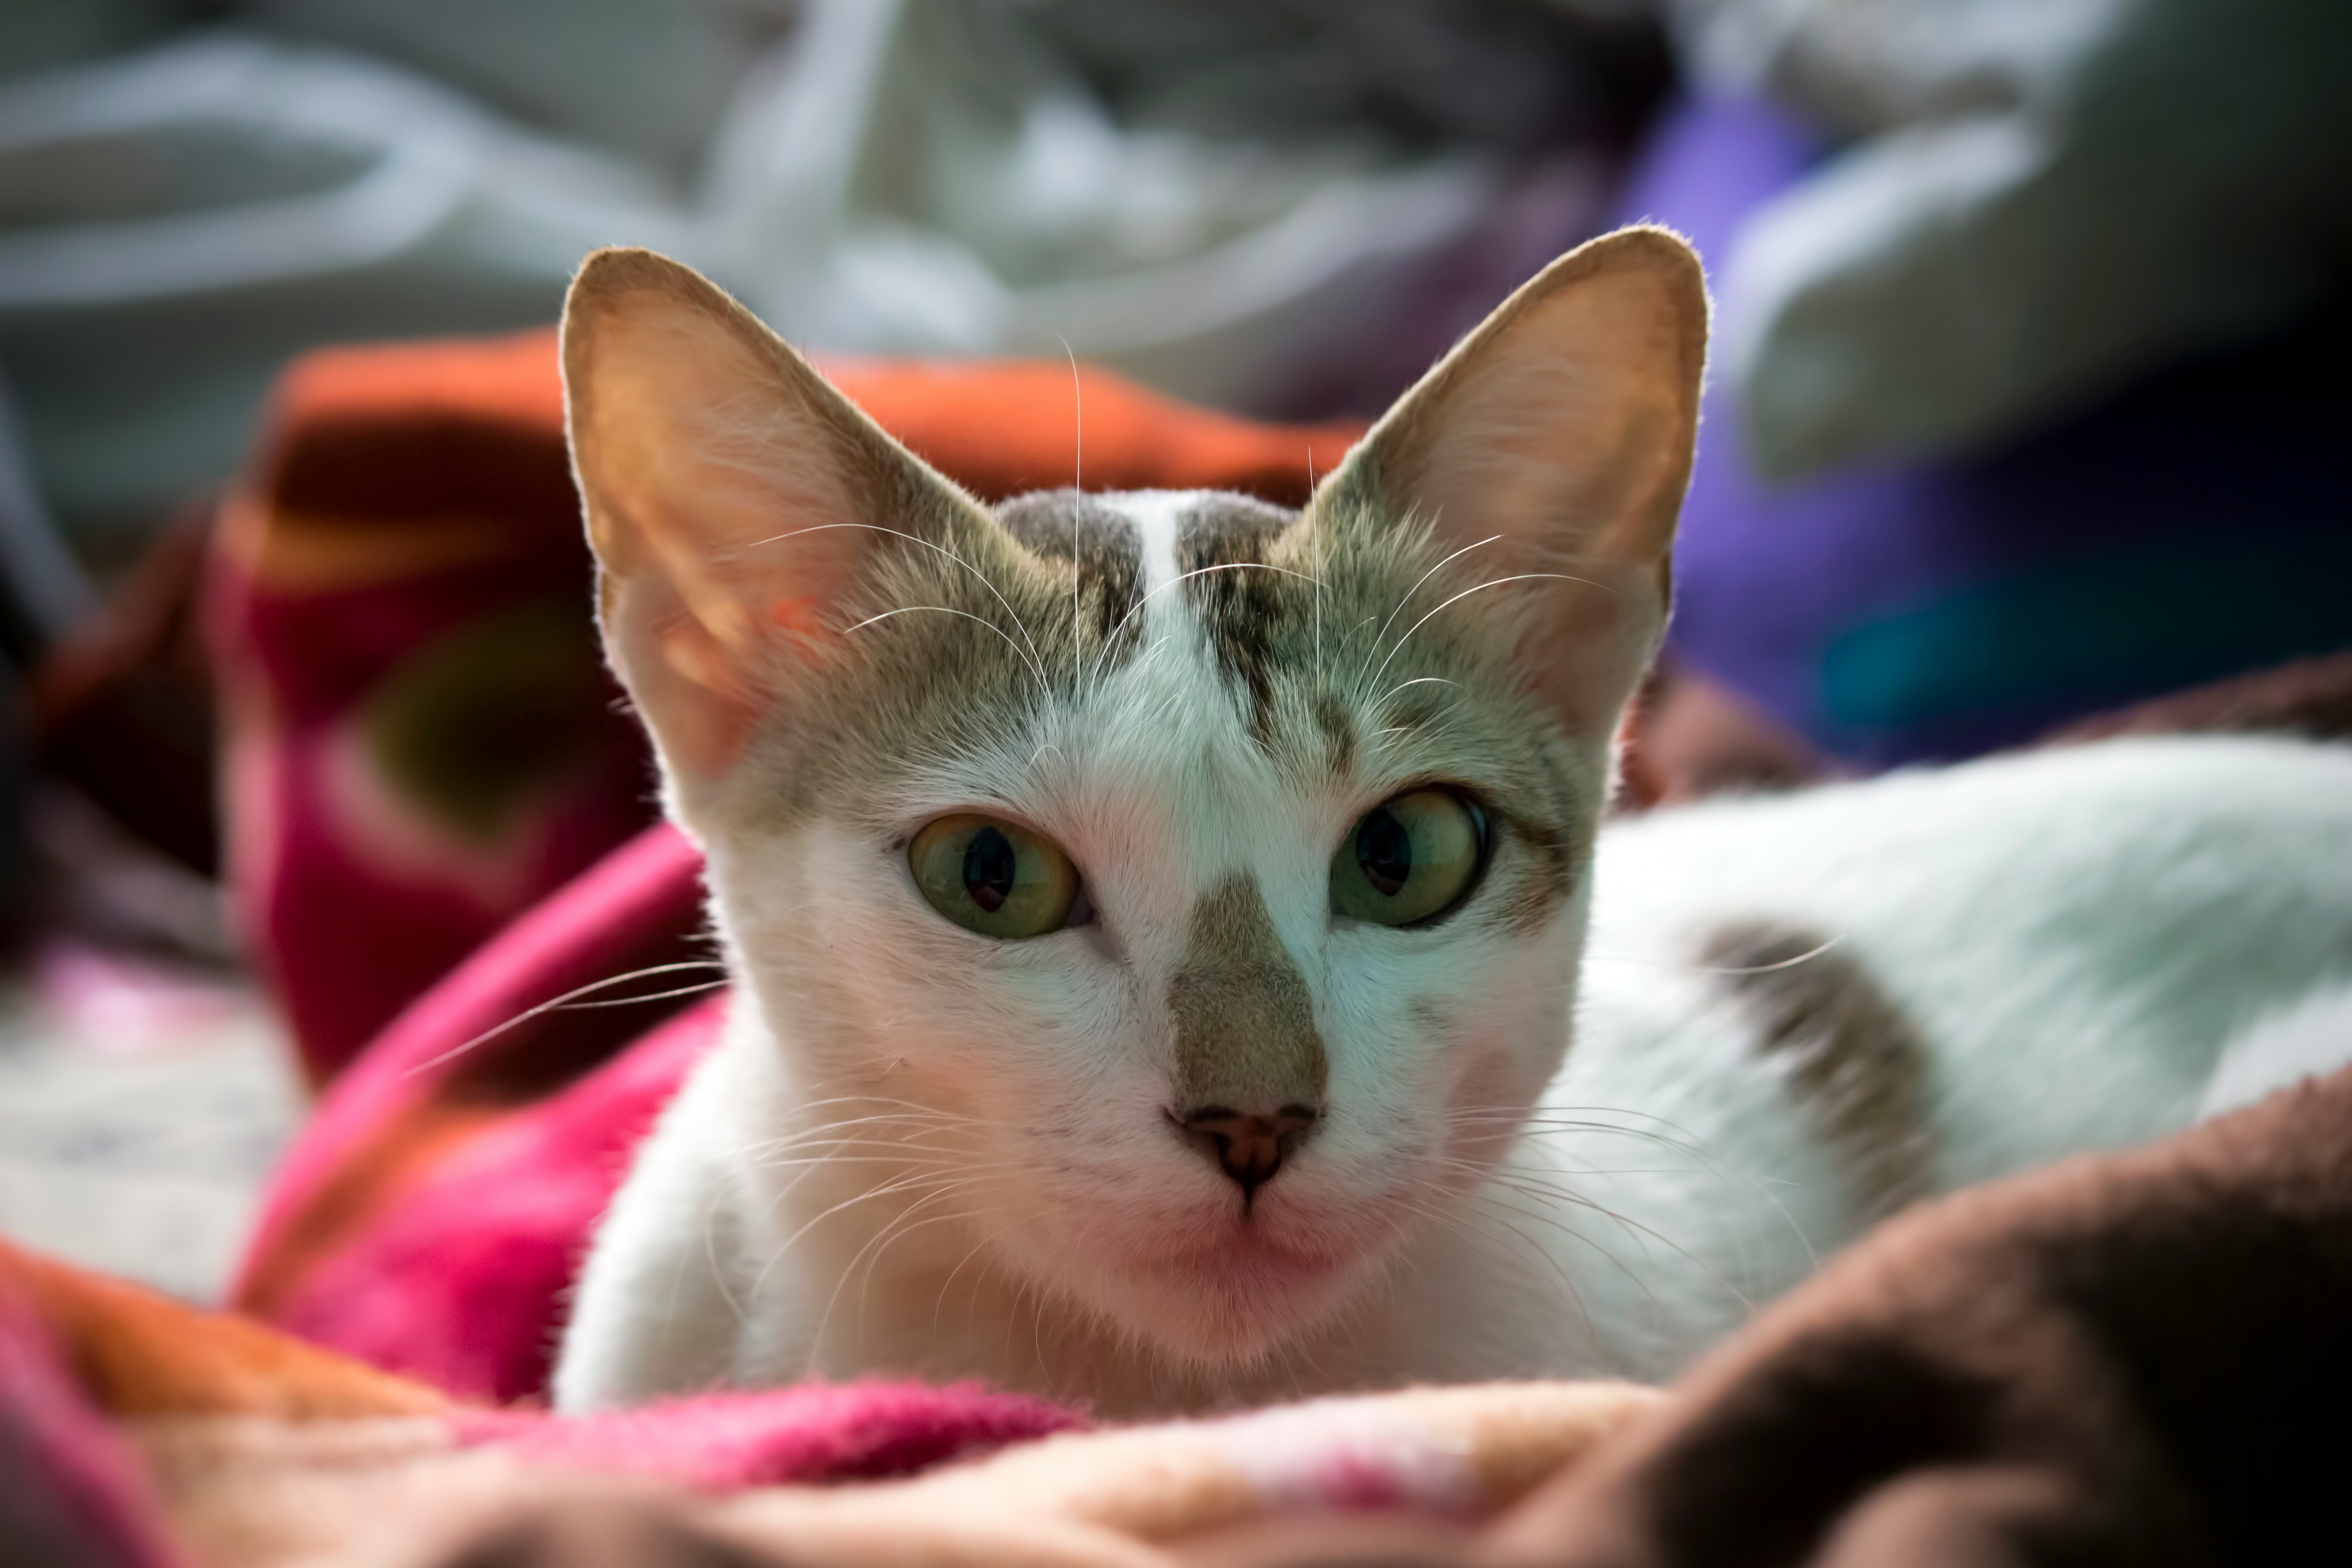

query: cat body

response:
[558,668,2352,1413]
[547,232,2352,1416]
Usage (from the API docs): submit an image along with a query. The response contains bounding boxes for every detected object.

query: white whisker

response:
[842,604,1052,700]
[1354,533,1502,688]
[1381,676,1461,703]
[401,960,727,1078]
[1060,333,1083,691]
[1367,571,1609,695]
[744,520,1045,677]
[1584,936,1846,976]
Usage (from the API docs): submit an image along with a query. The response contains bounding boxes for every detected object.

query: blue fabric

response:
[1620,95,2352,765]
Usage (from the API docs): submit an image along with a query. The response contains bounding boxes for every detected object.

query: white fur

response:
[2195,983,2352,1121]
[556,584,2352,1415]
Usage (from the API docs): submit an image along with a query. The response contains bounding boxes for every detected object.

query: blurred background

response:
[1,0,2348,1307]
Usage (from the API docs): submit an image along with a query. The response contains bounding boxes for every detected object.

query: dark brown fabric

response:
[31,508,220,876]
[2038,649,2352,748]
[1614,648,2352,817]
[1475,1062,2352,1568]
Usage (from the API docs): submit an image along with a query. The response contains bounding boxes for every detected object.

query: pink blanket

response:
[235,823,711,1403]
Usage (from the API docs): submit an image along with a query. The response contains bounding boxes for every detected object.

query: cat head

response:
[563,231,1705,1368]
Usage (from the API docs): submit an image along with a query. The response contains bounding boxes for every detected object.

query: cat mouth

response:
[1020,1189,1404,1364]
[1133,1209,1365,1292]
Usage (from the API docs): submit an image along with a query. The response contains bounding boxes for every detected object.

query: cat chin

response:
[1117,1248,1375,1366]
[1020,1198,1400,1367]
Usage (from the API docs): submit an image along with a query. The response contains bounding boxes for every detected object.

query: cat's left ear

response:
[1315,226,1707,737]
[562,247,995,818]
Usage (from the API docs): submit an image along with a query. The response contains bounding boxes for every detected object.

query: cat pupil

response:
[963,827,1019,913]
[1357,808,1413,897]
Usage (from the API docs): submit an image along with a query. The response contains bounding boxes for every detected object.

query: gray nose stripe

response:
[1168,872,1327,1116]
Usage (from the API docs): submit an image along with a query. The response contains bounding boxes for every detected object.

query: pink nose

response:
[1178,1105,1320,1205]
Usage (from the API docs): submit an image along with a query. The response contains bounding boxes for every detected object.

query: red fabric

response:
[234,823,711,1404]
[262,999,719,1405]
[0,1276,184,1568]
[455,1382,1087,1489]
[207,332,655,1086]
[2,1238,1077,1564]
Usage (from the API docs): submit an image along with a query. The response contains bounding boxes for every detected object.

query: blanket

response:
[22,1060,2351,1568]
[1470,1043,2352,1568]
[0,1238,1660,1568]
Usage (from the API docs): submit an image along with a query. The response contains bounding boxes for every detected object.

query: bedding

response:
[0,1238,1657,1568]
[1622,94,2352,766]
[15,1063,2351,1568]
[1468,1046,2352,1568]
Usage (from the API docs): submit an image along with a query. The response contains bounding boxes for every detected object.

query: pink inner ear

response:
[647,609,763,778]
[631,592,848,784]
[767,596,836,645]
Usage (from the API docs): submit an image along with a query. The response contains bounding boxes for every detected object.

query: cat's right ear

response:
[562,248,980,815]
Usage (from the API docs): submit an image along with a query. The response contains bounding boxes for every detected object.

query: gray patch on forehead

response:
[1176,491,1296,562]
[1312,691,1356,780]
[1174,493,1303,744]
[1704,921,1935,1223]
[995,489,1145,656]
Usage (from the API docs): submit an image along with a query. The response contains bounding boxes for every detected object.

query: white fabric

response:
[1672,0,2352,475]
[0,0,1618,533]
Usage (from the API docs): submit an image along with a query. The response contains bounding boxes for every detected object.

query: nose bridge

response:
[1167,872,1326,1116]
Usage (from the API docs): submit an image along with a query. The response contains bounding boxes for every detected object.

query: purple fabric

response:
[1620,96,2352,764]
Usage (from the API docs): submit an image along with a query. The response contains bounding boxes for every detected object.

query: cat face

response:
[563,233,1706,1365]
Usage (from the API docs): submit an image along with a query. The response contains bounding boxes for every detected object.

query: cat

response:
[551,228,2352,1416]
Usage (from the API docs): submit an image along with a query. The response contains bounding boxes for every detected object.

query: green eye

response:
[1330,789,1488,927]
[910,814,1081,939]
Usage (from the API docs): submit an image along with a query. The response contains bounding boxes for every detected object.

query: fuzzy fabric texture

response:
[0,1262,184,1568]
[1463,1053,2352,1568]
[230,823,712,1404]
[18,1063,2352,1568]
[128,1381,1661,1568]
[0,1239,1661,1568]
